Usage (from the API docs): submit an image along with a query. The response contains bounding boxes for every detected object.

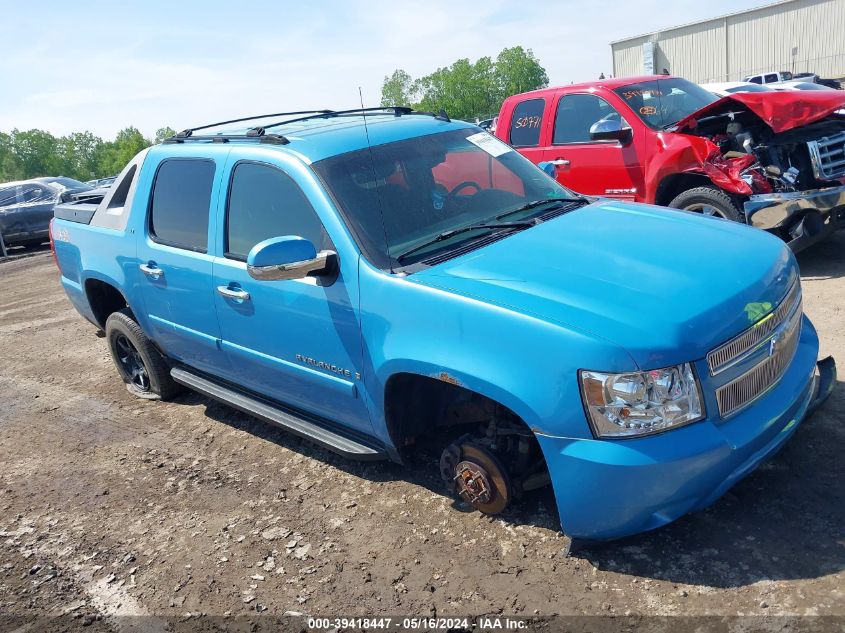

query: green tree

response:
[154,126,176,144]
[415,57,500,120]
[55,132,104,181]
[383,46,549,122]
[8,129,62,178]
[494,46,548,98]
[97,127,151,176]
[380,70,415,107]
[414,67,449,114]
[0,126,167,182]
[0,132,24,182]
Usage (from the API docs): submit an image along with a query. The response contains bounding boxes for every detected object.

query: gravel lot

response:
[1,235,843,629]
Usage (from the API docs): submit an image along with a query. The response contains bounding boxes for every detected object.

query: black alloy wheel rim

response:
[115,334,150,391]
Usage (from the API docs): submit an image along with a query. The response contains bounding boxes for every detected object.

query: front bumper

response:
[744,185,845,253]
[536,322,835,541]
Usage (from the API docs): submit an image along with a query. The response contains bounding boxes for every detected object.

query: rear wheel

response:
[105,309,181,400]
[668,185,743,222]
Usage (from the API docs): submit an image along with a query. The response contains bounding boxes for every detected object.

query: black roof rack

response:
[163,106,451,145]
[163,110,334,145]
[249,106,414,134]
[174,110,334,138]
[163,132,291,145]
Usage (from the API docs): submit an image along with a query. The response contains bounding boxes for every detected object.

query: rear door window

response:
[225,162,328,260]
[148,159,215,252]
[508,98,545,147]
[764,73,778,83]
[20,185,52,203]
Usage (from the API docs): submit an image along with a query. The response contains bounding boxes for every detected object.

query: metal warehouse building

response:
[611,0,845,83]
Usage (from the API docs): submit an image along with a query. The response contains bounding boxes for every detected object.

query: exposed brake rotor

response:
[440,441,512,514]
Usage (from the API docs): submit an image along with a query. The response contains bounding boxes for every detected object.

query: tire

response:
[668,185,743,222]
[105,308,182,400]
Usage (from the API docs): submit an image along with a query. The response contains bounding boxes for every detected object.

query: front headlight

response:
[579,364,704,438]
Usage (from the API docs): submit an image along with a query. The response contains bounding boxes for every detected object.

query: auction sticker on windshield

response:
[466,132,512,157]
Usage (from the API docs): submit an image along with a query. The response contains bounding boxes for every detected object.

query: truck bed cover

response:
[53,201,99,225]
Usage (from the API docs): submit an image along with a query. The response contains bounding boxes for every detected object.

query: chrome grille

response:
[715,299,802,418]
[707,281,801,375]
[808,130,845,181]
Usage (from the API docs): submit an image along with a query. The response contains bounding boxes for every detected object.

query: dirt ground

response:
[1,234,844,630]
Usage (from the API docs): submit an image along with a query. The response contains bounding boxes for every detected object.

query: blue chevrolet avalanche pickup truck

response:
[51,107,835,541]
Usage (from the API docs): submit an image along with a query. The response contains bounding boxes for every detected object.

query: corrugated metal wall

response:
[611,0,845,82]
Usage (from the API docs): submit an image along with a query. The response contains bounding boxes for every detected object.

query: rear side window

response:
[108,165,136,210]
[226,162,327,260]
[509,98,545,147]
[149,159,215,252]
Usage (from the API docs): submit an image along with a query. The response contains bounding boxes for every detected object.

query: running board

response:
[170,367,386,461]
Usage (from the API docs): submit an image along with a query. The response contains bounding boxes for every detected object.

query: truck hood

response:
[673,90,845,134]
[412,202,797,369]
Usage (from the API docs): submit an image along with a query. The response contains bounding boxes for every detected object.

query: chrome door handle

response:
[551,158,570,166]
[139,263,164,278]
[216,285,250,301]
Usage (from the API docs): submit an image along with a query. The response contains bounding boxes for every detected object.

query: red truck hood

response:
[673,90,845,134]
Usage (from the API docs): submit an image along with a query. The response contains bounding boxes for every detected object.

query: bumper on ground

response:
[537,324,836,541]
[744,185,845,253]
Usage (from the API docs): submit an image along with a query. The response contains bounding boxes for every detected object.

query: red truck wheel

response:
[668,186,742,222]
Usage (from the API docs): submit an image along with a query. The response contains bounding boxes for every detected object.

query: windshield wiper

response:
[396,221,534,262]
[496,196,590,221]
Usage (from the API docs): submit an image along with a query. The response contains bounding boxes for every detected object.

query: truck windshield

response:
[725,84,773,93]
[313,128,578,269]
[614,78,719,130]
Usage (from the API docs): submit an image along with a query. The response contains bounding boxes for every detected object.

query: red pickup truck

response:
[495,75,845,251]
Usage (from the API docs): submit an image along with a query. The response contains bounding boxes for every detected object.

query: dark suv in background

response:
[0,177,92,249]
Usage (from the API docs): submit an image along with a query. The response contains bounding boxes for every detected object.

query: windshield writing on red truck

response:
[614,78,718,129]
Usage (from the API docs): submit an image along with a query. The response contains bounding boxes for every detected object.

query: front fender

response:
[375,357,541,433]
[645,132,727,201]
[358,262,636,450]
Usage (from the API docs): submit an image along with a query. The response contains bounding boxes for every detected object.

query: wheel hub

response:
[115,334,150,392]
[685,202,725,218]
[439,441,512,514]
[453,460,492,505]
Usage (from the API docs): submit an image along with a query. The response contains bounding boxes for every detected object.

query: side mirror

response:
[537,161,557,177]
[247,236,336,281]
[589,119,633,144]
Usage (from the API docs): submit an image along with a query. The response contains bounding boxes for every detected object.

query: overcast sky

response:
[0,0,766,139]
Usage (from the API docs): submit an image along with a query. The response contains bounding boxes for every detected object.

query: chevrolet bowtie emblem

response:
[769,334,781,357]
